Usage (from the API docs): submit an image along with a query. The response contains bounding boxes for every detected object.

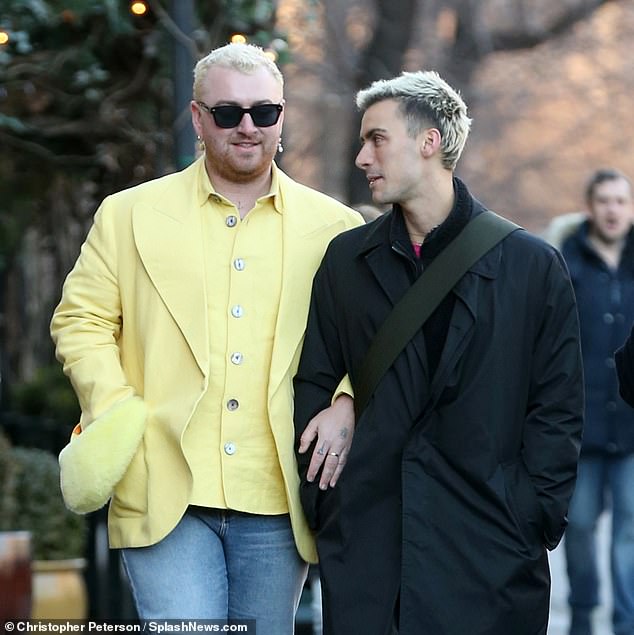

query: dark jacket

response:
[561,222,634,454]
[616,323,634,407]
[294,181,583,635]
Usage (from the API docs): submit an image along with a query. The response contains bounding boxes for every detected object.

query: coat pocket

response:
[501,459,544,546]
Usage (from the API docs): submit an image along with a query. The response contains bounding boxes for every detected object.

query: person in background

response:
[547,168,634,635]
[50,42,362,630]
[294,69,583,635]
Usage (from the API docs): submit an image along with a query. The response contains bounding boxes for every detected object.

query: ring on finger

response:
[328,451,340,458]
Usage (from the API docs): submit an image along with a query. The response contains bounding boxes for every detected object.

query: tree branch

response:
[0,131,97,166]
[489,0,617,51]
[147,0,202,59]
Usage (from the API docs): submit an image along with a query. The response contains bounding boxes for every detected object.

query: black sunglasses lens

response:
[212,106,244,128]
[250,105,282,127]
[211,105,281,128]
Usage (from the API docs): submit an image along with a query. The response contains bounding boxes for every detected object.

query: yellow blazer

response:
[51,158,363,563]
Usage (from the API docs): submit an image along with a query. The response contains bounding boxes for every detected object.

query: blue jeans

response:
[121,507,308,633]
[564,454,634,635]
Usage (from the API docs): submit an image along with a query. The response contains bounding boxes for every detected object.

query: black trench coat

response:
[294,195,583,635]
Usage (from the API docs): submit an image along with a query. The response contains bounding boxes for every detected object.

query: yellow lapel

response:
[131,161,209,376]
[267,172,353,401]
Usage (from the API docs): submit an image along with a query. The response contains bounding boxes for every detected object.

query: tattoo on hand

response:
[317,444,326,456]
[339,428,348,440]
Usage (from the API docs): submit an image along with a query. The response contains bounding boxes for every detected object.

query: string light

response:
[230,34,247,44]
[0,30,9,46]
[129,1,148,16]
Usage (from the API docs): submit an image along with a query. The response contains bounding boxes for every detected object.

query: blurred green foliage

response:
[11,364,80,424]
[0,0,288,268]
[0,430,86,560]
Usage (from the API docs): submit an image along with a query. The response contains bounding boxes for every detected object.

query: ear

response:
[277,98,286,132]
[420,128,442,159]
[191,101,203,137]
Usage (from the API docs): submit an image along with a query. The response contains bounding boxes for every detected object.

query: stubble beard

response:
[207,141,276,185]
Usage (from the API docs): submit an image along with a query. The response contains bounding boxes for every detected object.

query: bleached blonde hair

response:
[193,42,283,100]
[356,70,472,170]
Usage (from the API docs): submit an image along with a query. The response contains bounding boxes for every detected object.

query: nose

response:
[355,143,370,169]
[236,112,259,132]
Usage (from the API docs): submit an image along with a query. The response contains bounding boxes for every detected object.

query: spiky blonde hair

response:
[193,42,283,100]
[356,70,472,170]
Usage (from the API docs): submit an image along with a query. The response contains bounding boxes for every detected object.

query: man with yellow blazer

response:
[51,43,362,630]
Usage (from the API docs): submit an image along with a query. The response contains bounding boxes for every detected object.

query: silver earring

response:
[277,139,284,154]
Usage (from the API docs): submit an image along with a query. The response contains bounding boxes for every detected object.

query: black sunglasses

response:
[197,101,283,128]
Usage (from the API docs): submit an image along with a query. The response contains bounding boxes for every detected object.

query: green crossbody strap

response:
[353,210,521,419]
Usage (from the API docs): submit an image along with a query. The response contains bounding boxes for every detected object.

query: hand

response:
[298,394,355,490]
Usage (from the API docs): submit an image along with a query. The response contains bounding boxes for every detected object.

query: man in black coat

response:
[293,70,584,635]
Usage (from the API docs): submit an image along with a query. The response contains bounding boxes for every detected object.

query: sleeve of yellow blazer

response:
[50,197,137,427]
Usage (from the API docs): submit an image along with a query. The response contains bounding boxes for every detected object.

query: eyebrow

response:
[210,99,279,107]
[360,127,389,142]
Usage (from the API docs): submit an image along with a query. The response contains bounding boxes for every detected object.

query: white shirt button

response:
[230,352,243,365]
[226,215,238,227]
[231,305,244,318]
[224,442,236,455]
[234,258,245,271]
[227,398,239,411]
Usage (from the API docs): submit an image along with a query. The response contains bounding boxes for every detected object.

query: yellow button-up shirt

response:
[186,164,288,513]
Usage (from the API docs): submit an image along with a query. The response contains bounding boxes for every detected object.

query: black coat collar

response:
[356,177,503,281]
